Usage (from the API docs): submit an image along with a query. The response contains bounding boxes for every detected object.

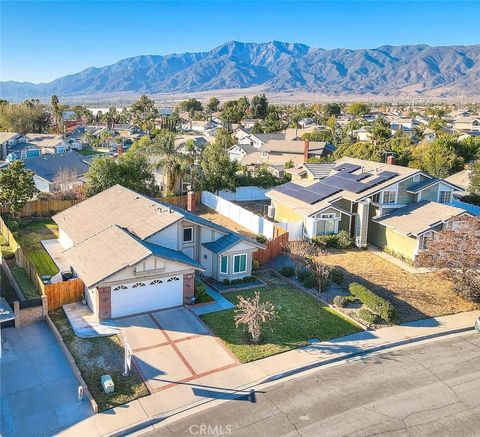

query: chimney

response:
[117,143,123,156]
[303,140,310,162]
[187,191,196,213]
[386,155,396,165]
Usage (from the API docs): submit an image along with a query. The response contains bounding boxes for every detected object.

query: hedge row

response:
[349,282,397,322]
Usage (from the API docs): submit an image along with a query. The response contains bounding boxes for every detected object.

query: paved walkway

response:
[367,244,432,274]
[0,322,93,437]
[190,283,234,316]
[59,309,480,437]
[41,239,69,283]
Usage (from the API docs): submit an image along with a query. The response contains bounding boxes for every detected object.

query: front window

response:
[382,190,396,204]
[371,193,380,203]
[439,191,452,204]
[233,254,247,273]
[220,255,228,274]
[421,232,434,250]
[183,227,193,243]
[317,213,338,235]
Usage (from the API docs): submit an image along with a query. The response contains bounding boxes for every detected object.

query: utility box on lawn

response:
[101,374,114,394]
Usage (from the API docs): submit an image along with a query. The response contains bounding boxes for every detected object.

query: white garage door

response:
[111,276,183,318]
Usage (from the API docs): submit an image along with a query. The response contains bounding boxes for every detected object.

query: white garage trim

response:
[111,275,184,318]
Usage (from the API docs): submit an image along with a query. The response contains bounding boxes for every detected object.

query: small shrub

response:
[312,231,353,249]
[280,266,295,277]
[223,278,231,286]
[243,276,255,283]
[297,268,310,281]
[252,259,260,271]
[303,274,318,289]
[333,296,347,307]
[255,234,268,244]
[319,278,329,292]
[336,231,353,249]
[349,282,397,323]
[358,308,380,325]
[231,278,243,286]
[194,280,212,303]
[330,269,344,285]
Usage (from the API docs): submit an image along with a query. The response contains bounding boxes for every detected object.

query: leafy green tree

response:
[263,107,284,133]
[0,101,50,134]
[130,95,157,132]
[428,117,446,134]
[214,128,235,149]
[411,138,464,178]
[207,97,220,113]
[334,141,382,162]
[370,116,392,145]
[387,135,413,166]
[469,161,480,196]
[454,136,480,162]
[346,102,370,118]
[323,103,342,119]
[198,141,238,194]
[237,97,250,115]
[220,100,244,123]
[0,161,38,216]
[180,98,203,114]
[251,94,269,119]
[85,153,157,197]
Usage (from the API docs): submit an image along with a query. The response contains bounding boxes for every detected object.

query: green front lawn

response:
[10,266,40,299]
[50,308,149,411]
[9,219,59,276]
[201,272,361,363]
[77,148,104,156]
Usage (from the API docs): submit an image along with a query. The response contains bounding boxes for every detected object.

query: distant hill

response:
[2,41,480,100]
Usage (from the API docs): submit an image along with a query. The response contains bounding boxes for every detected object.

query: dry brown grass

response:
[320,249,478,323]
[196,205,256,238]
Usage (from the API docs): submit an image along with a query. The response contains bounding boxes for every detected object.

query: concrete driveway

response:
[0,322,93,437]
[111,307,239,393]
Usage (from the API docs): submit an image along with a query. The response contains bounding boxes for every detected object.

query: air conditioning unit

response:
[267,205,275,218]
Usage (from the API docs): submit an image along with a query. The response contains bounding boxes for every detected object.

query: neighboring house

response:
[353,126,372,142]
[284,127,318,140]
[181,120,219,135]
[23,151,90,193]
[241,119,261,129]
[23,134,68,155]
[286,162,336,181]
[453,116,480,132]
[53,185,263,319]
[266,157,469,261]
[0,132,22,161]
[445,168,472,196]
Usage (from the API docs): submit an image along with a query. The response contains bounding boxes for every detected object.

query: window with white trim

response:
[113,285,127,291]
[233,253,247,274]
[167,276,180,282]
[439,190,452,204]
[421,231,434,250]
[382,190,396,204]
[150,279,163,285]
[183,227,193,243]
[132,282,146,288]
[317,213,338,235]
[220,255,228,274]
[371,193,380,203]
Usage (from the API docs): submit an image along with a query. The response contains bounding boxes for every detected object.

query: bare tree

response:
[416,216,480,302]
[283,240,319,273]
[311,259,332,292]
[234,291,276,344]
[52,167,79,192]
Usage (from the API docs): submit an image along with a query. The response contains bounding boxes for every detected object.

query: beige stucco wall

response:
[273,200,305,222]
[368,221,417,261]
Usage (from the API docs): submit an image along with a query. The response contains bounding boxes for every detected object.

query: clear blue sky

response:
[1,1,479,83]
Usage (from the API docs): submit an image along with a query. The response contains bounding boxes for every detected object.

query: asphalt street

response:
[146,333,480,437]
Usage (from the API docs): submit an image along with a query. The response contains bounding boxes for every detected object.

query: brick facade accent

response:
[187,191,196,213]
[13,295,48,327]
[97,286,112,320]
[183,273,195,304]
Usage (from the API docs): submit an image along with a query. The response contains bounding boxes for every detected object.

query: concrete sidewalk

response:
[58,309,480,437]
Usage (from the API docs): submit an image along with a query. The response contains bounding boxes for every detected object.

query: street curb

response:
[105,325,476,437]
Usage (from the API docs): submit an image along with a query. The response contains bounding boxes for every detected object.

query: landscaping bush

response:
[330,269,344,285]
[243,276,255,283]
[296,268,310,282]
[255,234,268,244]
[358,308,380,325]
[333,295,357,308]
[280,266,295,277]
[223,278,231,286]
[231,278,244,286]
[313,231,353,249]
[303,274,318,289]
[252,259,260,271]
[194,280,212,304]
[349,282,397,323]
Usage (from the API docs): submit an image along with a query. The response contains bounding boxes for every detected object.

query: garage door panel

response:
[111,276,184,318]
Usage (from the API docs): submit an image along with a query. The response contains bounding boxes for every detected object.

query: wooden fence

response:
[0,215,85,311]
[156,192,201,210]
[1,199,80,218]
[45,279,85,311]
[254,227,289,264]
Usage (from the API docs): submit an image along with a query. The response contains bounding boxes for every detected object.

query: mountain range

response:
[2,41,480,101]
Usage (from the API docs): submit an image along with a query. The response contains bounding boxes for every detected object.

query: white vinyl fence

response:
[201,191,303,240]
[218,186,269,201]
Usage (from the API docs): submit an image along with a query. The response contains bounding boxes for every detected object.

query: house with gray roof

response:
[53,185,263,319]
[23,151,90,193]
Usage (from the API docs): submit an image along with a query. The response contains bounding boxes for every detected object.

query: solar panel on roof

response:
[333,172,372,182]
[307,182,342,198]
[322,175,368,193]
[363,171,399,189]
[333,163,361,173]
[297,190,324,204]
